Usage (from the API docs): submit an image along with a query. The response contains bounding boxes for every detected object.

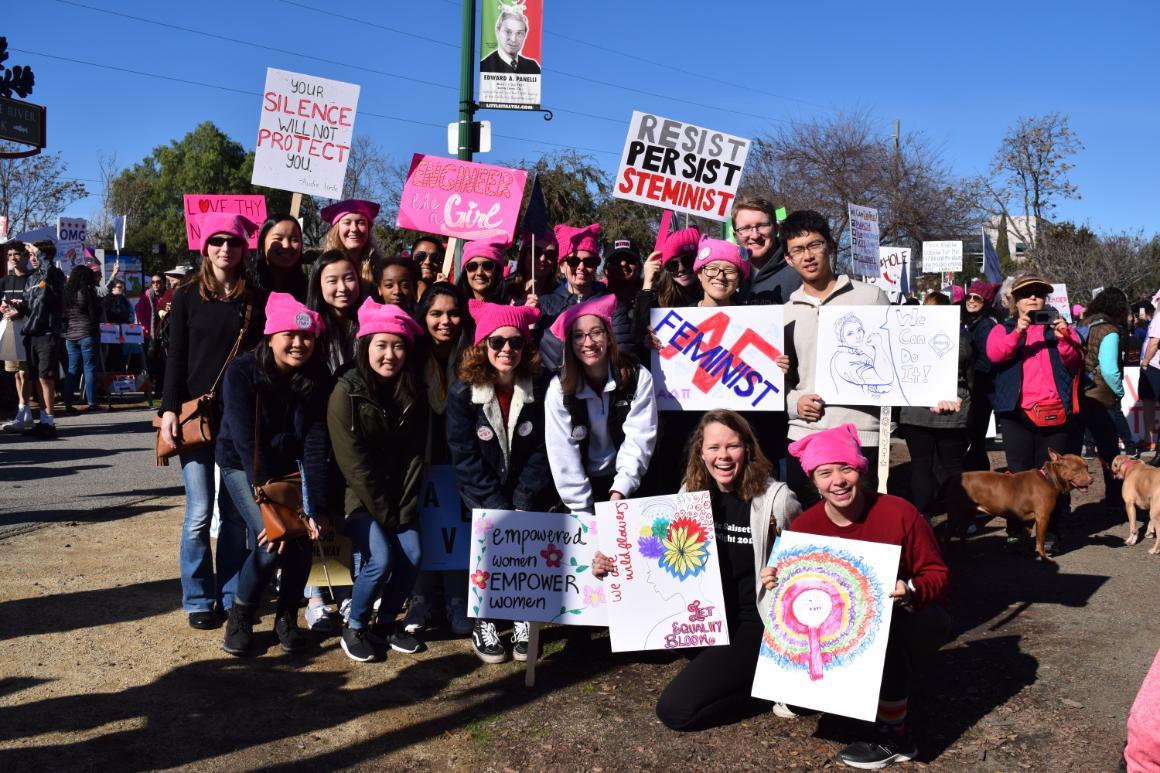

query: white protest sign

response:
[57,217,86,244]
[873,247,910,292]
[614,111,749,222]
[922,240,963,273]
[751,531,900,722]
[813,305,961,407]
[468,509,606,626]
[1048,283,1072,322]
[252,68,360,198]
[307,532,354,587]
[848,204,880,277]
[112,215,127,252]
[595,492,729,653]
[650,306,784,412]
[418,465,471,571]
[1121,367,1160,442]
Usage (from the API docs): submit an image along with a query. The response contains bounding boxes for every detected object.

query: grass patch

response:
[465,715,495,744]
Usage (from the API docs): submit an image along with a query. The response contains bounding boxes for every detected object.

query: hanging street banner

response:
[183,195,268,251]
[921,240,963,273]
[848,204,880,277]
[872,247,911,293]
[396,153,527,242]
[614,111,750,223]
[479,0,543,111]
[252,68,360,199]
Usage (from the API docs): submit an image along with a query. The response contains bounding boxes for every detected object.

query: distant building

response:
[984,215,1044,262]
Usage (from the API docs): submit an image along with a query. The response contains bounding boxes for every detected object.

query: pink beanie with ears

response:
[263,292,324,337]
[469,299,541,346]
[661,227,701,262]
[549,293,617,341]
[356,297,423,341]
[787,424,869,477]
[553,223,601,259]
[196,212,259,256]
[460,239,507,269]
[692,237,752,280]
[320,199,380,226]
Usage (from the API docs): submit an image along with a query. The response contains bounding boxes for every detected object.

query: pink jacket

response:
[986,322,1082,409]
[1127,648,1160,772]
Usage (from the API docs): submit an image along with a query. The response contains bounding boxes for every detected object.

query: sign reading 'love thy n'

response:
[396,153,527,243]
[183,195,268,250]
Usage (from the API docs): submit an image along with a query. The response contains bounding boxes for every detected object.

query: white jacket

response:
[545,365,658,516]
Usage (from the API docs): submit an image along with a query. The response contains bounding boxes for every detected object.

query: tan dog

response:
[1111,454,1160,552]
[945,449,1094,560]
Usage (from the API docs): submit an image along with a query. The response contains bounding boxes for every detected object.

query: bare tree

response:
[1028,222,1157,302]
[0,142,87,235]
[87,151,119,248]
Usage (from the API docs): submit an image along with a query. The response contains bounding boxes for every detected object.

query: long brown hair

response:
[682,409,774,501]
[457,339,542,386]
[323,225,382,286]
[559,316,636,397]
[196,250,247,301]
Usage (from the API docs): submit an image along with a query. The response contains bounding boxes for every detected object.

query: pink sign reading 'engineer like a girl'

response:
[395,153,527,243]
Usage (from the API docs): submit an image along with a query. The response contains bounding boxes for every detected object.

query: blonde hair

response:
[323,225,383,286]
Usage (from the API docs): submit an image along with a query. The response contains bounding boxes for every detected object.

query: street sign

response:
[0,96,46,148]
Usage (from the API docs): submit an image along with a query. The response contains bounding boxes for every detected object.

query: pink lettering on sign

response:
[183,195,268,250]
[395,153,527,242]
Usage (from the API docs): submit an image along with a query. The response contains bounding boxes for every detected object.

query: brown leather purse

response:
[252,389,308,542]
[153,301,252,465]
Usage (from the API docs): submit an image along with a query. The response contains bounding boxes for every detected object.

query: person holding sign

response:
[592,409,799,730]
[771,424,949,769]
[327,299,429,662]
[733,197,801,305]
[693,236,750,307]
[446,300,557,663]
[255,215,308,301]
[634,227,703,348]
[781,210,889,505]
[510,228,559,309]
[320,200,383,287]
[216,293,331,656]
[544,294,657,516]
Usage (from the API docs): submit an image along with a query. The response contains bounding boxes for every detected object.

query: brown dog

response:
[1111,454,1160,552]
[945,449,1093,560]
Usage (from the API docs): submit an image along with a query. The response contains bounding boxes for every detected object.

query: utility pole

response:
[458,0,477,163]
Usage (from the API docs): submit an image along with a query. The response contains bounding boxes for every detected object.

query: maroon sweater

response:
[790,493,949,609]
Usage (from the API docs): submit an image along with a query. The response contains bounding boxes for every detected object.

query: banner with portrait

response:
[479,0,543,110]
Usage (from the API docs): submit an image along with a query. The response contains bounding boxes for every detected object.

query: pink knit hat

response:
[693,237,751,280]
[549,293,617,341]
[661,227,701,263]
[469,299,540,346]
[263,291,324,337]
[1071,303,1085,319]
[356,297,423,341]
[950,286,966,304]
[320,199,380,226]
[461,239,506,269]
[787,424,869,477]
[554,223,601,259]
[967,279,997,304]
[196,212,259,256]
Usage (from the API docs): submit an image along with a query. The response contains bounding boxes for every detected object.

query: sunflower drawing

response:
[659,516,710,580]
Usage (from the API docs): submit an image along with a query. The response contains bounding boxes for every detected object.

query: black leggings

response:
[880,603,952,702]
[656,619,765,730]
[964,388,993,472]
[1079,394,1123,504]
[903,425,969,517]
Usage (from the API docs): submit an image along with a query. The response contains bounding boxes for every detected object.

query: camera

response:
[1030,307,1060,325]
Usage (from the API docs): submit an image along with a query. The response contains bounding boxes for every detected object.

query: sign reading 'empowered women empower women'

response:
[615,112,750,222]
[396,154,528,243]
[650,306,785,411]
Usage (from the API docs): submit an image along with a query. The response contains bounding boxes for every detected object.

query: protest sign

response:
[468,508,606,626]
[614,111,750,222]
[848,204,880,277]
[112,215,127,252]
[396,153,527,243]
[418,465,471,571]
[1048,283,1073,322]
[752,531,900,722]
[650,306,784,412]
[103,252,144,298]
[1121,367,1154,442]
[478,0,543,111]
[595,492,729,653]
[121,324,145,344]
[183,195,267,251]
[252,68,360,198]
[813,305,961,407]
[872,247,911,293]
[0,318,25,361]
[921,240,963,273]
[57,217,86,244]
[307,531,354,588]
[99,323,120,344]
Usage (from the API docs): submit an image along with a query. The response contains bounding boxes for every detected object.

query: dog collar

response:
[1119,459,1144,478]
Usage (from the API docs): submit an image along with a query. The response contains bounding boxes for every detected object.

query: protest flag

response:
[520,174,549,243]
[900,249,911,295]
[981,227,1002,283]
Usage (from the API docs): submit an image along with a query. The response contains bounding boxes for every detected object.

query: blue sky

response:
[7,0,1159,235]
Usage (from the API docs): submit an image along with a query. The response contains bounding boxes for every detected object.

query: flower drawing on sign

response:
[470,569,490,589]
[473,515,492,537]
[582,585,606,608]
[661,517,710,580]
[540,543,563,568]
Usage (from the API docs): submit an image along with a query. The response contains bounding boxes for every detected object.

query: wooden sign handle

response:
[877,405,891,494]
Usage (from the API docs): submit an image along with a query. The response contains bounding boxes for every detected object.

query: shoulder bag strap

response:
[252,386,263,495]
[208,299,254,399]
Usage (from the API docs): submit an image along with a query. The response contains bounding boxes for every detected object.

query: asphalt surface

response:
[0,406,180,539]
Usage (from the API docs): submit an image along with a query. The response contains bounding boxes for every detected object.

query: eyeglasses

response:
[207,235,246,249]
[699,265,739,280]
[414,250,443,263]
[735,222,773,236]
[787,239,828,259]
[570,328,607,344]
[486,335,526,352]
[664,254,695,274]
[564,257,600,270]
[465,260,497,273]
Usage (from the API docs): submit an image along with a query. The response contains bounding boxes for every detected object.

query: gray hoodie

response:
[739,244,802,305]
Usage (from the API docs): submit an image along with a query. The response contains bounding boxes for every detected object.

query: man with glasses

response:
[733,197,801,304]
[781,210,889,504]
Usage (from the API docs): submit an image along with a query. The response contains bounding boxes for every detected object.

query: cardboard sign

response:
[614,111,750,222]
[110,374,136,394]
[307,532,354,588]
[921,241,963,273]
[813,305,961,407]
[252,68,360,198]
[396,153,527,242]
[478,0,543,111]
[0,318,25,361]
[183,195,267,250]
[468,508,606,626]
[103,252,144,298]
[650,306,784,411]
[752,531,900,722]
[121,324,145,344]
[56,241,85,277]
[873,247,911,292]
[1048,283,1073,323]
[57,217,86,244]
[418,465,471,571]
[99,323,120,344]
[595,492,729,652]
[848,204,880,277]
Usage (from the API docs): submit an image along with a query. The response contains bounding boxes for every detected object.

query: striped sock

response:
[877,697,908,734]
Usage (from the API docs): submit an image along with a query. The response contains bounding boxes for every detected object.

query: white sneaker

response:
[339,598,352,625]
[401,595,432,635]
[1,416,32,433]
[304,603,336,632]
[772,702,799,719]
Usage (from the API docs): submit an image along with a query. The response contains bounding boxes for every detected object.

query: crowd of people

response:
[4,196,1159,769]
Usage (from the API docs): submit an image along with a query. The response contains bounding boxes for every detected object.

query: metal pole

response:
[458,0,477,163]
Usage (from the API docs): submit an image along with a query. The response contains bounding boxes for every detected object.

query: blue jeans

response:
[178,445,248,613]
[345,511,421,630]
[63,336,99,407]
[221,466,312,610]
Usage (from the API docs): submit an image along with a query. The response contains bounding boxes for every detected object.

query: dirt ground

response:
[1,448,1157,772]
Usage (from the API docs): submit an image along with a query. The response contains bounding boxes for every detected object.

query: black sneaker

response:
[274,610,311,653]
[341,626,377,662]
[22,422,57,439]
[223,603,256,656]
[471,619,507,664]
[836,728,918,769]
[512,621,531,662]
[188,610,219,630]
[388,630,423,654]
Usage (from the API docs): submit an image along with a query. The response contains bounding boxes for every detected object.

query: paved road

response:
[0,407,181,538]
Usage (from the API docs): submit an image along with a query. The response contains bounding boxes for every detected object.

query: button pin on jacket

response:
[477,426,495,442]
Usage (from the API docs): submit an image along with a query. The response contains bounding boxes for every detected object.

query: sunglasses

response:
[1014,289,1047,300]
[465,260,497,273]
[564,257,600,270]
[486,335,526,352]
[207,235,246,249]
[664,254,695,273]
[414,250,443,263]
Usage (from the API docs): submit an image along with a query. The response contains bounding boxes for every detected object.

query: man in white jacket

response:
[781,210,889,505]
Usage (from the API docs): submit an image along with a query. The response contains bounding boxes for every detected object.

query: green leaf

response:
[472,605,479,615]
[559,606,567,614]
[575,565,589,573]
[569,556,577,566]
[568,609,582,615]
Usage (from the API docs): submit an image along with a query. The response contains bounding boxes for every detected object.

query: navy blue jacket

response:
[536,281,635,373]
[990,320,1078,418]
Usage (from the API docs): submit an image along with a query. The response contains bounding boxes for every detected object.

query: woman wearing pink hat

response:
[327,298,429,662]
[320,199,383,287]
[216,292,331,656]
[692,236,750,307]
[446,299,557,663]
[455,239,509,305]
[766,424,949,768]
[160,211,262,630]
